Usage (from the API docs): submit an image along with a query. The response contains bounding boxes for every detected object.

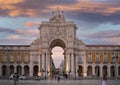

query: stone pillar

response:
[47,52,50,76]
[108,66,110,78]
[92,65,95,76]
[100,65,103,77]
[65,52,69,74]
[69,53,72,76]
[0,65,1,76]
[14,65,17,73]
[42,53,44,71]
[29,66,33,77]
[76,54,78,77]
[22,65,24,75]
[71,53,74,76]
[29,54,33,77]
[83,51,87,77]
[116,65,118,78]
[46,52,50,77]
[38,53,40,72]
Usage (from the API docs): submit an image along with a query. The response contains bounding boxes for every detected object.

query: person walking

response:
[102,75,107,85]
[57,75,60,82]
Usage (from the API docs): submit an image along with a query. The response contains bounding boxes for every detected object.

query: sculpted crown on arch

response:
[49,8,65,22]
[31,9,85,49]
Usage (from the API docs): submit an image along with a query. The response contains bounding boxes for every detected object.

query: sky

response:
[0,0,120,67]
[0,0,120,45]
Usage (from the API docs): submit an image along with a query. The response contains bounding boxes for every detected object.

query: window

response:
[10,52,14,62]
[2,52,7,62]
[96,52,100,62]
[24,52,29,62]
[88,52,92,63]
[17,52,21,62]
[104,52,107,63]
[78,56,82,64]
[34,54,38,63]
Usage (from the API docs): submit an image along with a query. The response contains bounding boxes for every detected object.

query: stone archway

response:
[110,66,115,77]
[77,65,83,77]
[118,66,120,76]
[10,65,14,74]
[87,66,92,77]
[24,65,29,76]
[95,66,100,77]
[17,65,22,75]
[103,66,107,76]
[49,39,66,75]
[2,65,7,76]
[33,65,38,76]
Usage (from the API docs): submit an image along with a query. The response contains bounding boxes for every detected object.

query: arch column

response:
[0,65,1,76]
[100,65,103,77]
[29,54,33,76]
[46,52,50,77]
[14,65,17,73]
[65,52,69,74]
[22,66,24,75]
[82,51,87,77]
[92,66,95,76]
[69,53,74,77]
[38,53,42,76]
[116,65,118,77]
[108,66,110,78]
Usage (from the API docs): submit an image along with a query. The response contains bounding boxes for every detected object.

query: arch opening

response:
[50,39,66,75]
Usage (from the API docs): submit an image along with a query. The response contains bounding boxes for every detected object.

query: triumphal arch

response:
[30,9,86,77]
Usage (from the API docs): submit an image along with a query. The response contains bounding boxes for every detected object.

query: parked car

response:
[9,74,14,80]
[19,75,26,80]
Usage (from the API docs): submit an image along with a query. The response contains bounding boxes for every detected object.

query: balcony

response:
[34,61,38,64]
[16,61,22,63]
[24,61,29,64]
[78,61,83,64]
[111,61,115,64]
[103,61,108,64]
[95,61,100,64]
[10,61,14,63]
[87,61,93,64]
[1,61,7,63]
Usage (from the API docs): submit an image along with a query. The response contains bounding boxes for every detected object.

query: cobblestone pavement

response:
[0,79,120,85]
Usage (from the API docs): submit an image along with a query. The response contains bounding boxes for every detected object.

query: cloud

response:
[24,21,40,28]
[82,30,120,45]
[0,39,32,45]
[0,0,120,25]
[7,35,22,39]
[16,29,38,37]
[103,37,120,45]
[87,30,120,38]
[0,27,38,37]
[0,27,16,33]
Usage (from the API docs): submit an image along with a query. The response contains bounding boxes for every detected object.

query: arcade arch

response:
[50,39,66,74]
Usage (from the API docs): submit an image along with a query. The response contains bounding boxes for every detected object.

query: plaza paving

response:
[0,79,120,85]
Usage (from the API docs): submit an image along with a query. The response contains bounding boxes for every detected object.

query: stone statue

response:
[49,8,65,22]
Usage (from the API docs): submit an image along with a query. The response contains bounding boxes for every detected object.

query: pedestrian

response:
[57,76,60,82]
[102,75,107,85]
